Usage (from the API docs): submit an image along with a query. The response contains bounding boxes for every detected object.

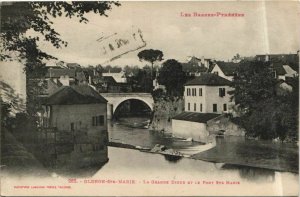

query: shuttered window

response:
[92,115,105,126]
[219,88,226,97]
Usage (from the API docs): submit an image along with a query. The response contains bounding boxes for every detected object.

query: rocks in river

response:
[150,144,183,157]
[150,144,167,152]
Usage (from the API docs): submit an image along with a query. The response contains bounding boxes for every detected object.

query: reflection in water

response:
[163,154,183,163]
[221,164,275,182]
[55,160,109,178]
[93,146,298,195]
[108,119,202,149]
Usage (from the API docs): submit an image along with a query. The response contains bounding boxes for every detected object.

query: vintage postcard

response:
[0,1,299,196]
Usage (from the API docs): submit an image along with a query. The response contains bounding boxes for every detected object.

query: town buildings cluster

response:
[172,52,299,142]
[33,51,300,146]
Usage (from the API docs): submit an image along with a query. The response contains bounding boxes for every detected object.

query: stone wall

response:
[207,115,245,136]
[150,97,184,132]
[172,119,209,143]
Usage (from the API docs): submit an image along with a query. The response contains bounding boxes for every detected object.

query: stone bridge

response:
[100,93,154,119]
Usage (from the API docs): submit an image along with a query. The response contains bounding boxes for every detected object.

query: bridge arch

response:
[100,93,154,119]
[113,97,153,115]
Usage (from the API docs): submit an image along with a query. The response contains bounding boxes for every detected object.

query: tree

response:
[158,59,186,96]
[232,53,242,63]
[131,66,153,93]
[229,60,277,113]
[229,60,298,141]
[0,81,26,131]
[1,2,120,121]
[137,49,164,80]
[1,2,120,61]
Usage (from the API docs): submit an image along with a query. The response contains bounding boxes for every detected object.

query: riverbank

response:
[192,136,299,173]
[108,136,299,174]
[1,129,49,176]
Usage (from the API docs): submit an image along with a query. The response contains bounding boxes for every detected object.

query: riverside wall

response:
[150,97,184,132]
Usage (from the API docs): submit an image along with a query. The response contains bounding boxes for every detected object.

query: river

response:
[1,118,298,196]
[101,117,299,195]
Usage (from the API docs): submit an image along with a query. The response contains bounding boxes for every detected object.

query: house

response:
[45,68,76,86]
[275,80,293,96]
[102,70,127,83]
[42,85,107,131]
[97,76,132,93]
[269,62,298,80]
[100,70,131,92]
[209,61,239,81]
[172,73,239,142]
[181,56,209,77]
[40,85,108,167]
[172,112,221,142]
[183,73,233,114]
[255,52,299,71]
[66,63,81,70]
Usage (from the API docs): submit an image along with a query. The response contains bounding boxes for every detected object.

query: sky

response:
[1,1,300,102]
[33,1,300,67]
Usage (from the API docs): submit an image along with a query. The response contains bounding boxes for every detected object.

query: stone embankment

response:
[150,97,184,132]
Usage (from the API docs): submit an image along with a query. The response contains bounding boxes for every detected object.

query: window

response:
[188,103,190,111]
[213,104,217,112]
[194,103,196,111]
[214,71,219,75]
[187,88,191,96]
[199,88,202,96]
[223,104,227,111]
[200,103,202,112]
[191,88,196,96]
[92,115,105,126]
[70,123,75,131]
[219,88,226,97]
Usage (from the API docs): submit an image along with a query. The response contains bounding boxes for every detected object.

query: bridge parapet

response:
[100,92,154,119]
[100,93,152,97]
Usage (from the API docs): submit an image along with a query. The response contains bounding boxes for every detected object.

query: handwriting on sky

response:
[97,27,146,64]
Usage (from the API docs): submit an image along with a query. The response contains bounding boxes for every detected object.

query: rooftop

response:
[103,76,117,84]
[172,112,221,123]
[214,61,240,76]
[185,73,231,86]
[270,62,287,75]
[44,85,107,105]
[102,71,127,83]
[46,68,76,78]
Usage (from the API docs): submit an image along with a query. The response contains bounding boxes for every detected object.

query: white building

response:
[102,70,127,83]
[184,73,234,114]
[172,73,236,143]
[210,61,239,81]
[46,68,76,86]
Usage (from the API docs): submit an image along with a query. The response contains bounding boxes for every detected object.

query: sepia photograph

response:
[0,1,299,196]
